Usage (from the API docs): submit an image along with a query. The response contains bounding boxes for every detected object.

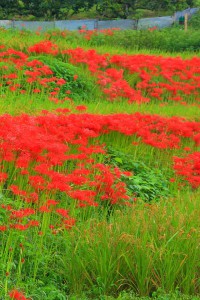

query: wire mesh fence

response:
[14,21,55,31]
[174,7,199,21]
[138,16,174,29]
[55,19,96,30]
[0,8,199,31]
[97,19,137,30]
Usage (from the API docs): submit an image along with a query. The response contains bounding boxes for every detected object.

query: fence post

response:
[184,13,188,31]
[94,19,98,30]
[173,12,176,24]
[134,19,139,30]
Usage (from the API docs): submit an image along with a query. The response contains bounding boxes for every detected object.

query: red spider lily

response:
[0,111,199,229]
[28,40,58,55]
[9,289,30,300]
[10,208,35,219]
[148,26,158,31]
[63,47,200,105]
[0,172,8,183]
[75,105,87,111]
[173,152,200,188]
[0,47,69,103]
[56,208,70,218]
[0,225,7,231]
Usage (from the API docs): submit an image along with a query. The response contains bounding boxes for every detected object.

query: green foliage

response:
[67,290,200,299]
[136,0,194,11]
[96,0,135,19]
[0,0,98,20]
[105,148,171,202]
[86,28,200,52]
[189,9,200,29]
[0,0,198,20]
[29,56,96,102]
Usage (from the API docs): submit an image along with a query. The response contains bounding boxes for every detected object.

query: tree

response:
[71,0,97,14]
[135,0,195,11]
[22,0,44,17]
[0,0,21,16]
[96,0,136,19]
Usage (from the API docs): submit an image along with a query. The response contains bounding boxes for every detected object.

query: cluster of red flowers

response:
[28,40,59,55]
[9,289,29,300]
[43,27,119,40]
[64,47,200,105]
[78,26,120,40]
[0,111,199,233]
[173,152,200,188]
[148,26,158,31]
[0,44,69,103]
[1,42,200,106]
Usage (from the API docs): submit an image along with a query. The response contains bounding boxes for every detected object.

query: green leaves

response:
[29,56,95,102]
[105,147,171,202]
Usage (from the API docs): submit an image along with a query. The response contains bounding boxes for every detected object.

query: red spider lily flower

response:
[9,185,27,197]
[56,78,66,85]
[65,47,200,105]
[1,205,12,211]
[39,205,51,213]
[148,26,158,31]
[10,208,35,219]
[0,225,7,231]
[20,90,26,94]
[55,108,70,114]
[75,105,87,111]
[173,152,200,188]
[33,89,41,93]
[46,199,59,206]
[28,40,58,56]
[9,289,30,300]
[56,208,70,218]
[0,172,8,183]
[170,178,175,182]
[63,217,76,229]
[27,220,40,227]
[10,224,29,231]
[3,73,18,79]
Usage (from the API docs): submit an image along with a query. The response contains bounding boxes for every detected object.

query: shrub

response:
[105,148,171,202]
[29,55,96,102]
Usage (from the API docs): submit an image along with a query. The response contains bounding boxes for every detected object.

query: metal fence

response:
[97,19,137,30]
[138,16,174,29]
[55,19,96,30]
[0,7,199,31]
[174,7,199,21]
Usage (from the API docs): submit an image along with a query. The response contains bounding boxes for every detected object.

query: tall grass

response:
[61,191,200,297]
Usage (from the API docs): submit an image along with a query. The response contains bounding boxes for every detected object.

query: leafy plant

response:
[29,55,96,102]
[189,9,200,29]
[105,147,171,202]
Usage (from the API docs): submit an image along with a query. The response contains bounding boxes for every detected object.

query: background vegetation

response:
[0,0,199,20]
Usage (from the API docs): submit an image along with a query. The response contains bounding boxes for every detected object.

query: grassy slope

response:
[1,29,200,119]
